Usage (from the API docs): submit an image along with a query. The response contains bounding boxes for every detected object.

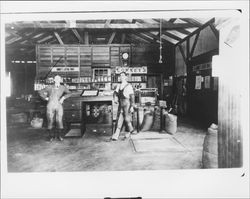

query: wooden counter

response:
[63,95,115,137]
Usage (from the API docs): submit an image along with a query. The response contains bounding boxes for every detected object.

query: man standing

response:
[38,75,72,141]
[111,72,135,141]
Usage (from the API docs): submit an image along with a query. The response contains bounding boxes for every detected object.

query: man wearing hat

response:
[38,75,72,141]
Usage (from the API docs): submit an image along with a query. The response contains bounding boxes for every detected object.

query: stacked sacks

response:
[164,112,177,134]
[139,105,155,132]
[202,123,218,168]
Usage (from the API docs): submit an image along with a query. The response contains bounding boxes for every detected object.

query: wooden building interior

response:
[4,17,243,172]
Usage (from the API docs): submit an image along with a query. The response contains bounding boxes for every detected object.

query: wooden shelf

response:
[112,81,147,83]
[65,82,111,84]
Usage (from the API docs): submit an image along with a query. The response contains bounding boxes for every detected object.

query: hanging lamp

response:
[159,18,163,64]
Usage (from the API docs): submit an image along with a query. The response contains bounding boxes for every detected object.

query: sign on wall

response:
[193,62,212,72]
[115,66,147,74]
[51,67,80,72]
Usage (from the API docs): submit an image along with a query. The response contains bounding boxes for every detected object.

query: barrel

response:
[202,125,218,168]
[164,113,177,134]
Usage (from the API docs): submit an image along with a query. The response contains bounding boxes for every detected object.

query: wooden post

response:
[84,32,89,45]
[108,32,116,44]
[53,31,64,45]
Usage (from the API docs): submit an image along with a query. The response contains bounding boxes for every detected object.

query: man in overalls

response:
[111,72,135,141]
[38,75,72,141]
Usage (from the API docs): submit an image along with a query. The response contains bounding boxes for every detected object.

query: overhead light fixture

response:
[159,18,163,64]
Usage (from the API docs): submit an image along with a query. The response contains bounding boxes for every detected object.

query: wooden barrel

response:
[202,127,218,168]
[164,113,177,134]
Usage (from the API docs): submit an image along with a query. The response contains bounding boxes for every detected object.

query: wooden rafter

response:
[142,32,159,41]
[168,18,177,23]
[121,33,126,44]
[175,18,215,46]
[178,45,187,65]
[180,18,202,27]
[190,32,200,58]
[7,29,38,45]
[142,32,174,45]
[176,28,191,35]
[72,29,84,43]
[186,38,190,61]
[128,33,150,43]
[162,31,182,41]
[37,35,54,43]
[105,20,112,26]
[132,32,154,43]
[126,35,141,44]
[108,32,116,44]
[84,32,89,45]
[209,23,219,41]
[53,31,64,45]
[6,22,198,30]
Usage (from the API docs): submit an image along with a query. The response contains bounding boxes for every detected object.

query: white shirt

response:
[115,82,134,99]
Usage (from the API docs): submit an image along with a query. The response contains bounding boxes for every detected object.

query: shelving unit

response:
[111,73,148,90]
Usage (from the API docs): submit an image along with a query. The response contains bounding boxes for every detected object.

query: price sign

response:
[115,66,147,74]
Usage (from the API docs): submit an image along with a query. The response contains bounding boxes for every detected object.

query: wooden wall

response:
[7,44,175,97]
[175,21,219,127]
[187,49,219,126]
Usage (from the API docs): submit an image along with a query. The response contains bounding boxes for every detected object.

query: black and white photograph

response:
[1,1,249,198]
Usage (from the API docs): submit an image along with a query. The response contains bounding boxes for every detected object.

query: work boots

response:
[48,129,55,142]
[56,129,64,141]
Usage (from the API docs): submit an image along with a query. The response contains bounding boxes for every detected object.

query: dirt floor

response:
[6,117,207,172]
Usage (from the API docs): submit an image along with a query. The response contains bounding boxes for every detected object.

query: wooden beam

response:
[176,28,191,35]
[209,23,219,41]
[7,29,38,45]
[128,33,150,43]
[6,22,198,30]
[180,18,202,27]
[142,32,159,41]
[187,38,190,61]
[37,35,54,43]
[178,45,187,65]
[53,31,64,45]
[175,18,215,46]
[121,33,126,44]
[126,35,141,44]
[169,18,177,23]
[190,32,200,58]
[72,29,84,43]
[162,31,182,41]
[84,31,89,44]
[108,32,116,44]
[142,32,174,46]
[105,20,112,25]
[132,32,154,43]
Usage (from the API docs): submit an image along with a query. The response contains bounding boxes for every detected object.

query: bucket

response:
[202,124,218,168]
[164,113,177,134]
